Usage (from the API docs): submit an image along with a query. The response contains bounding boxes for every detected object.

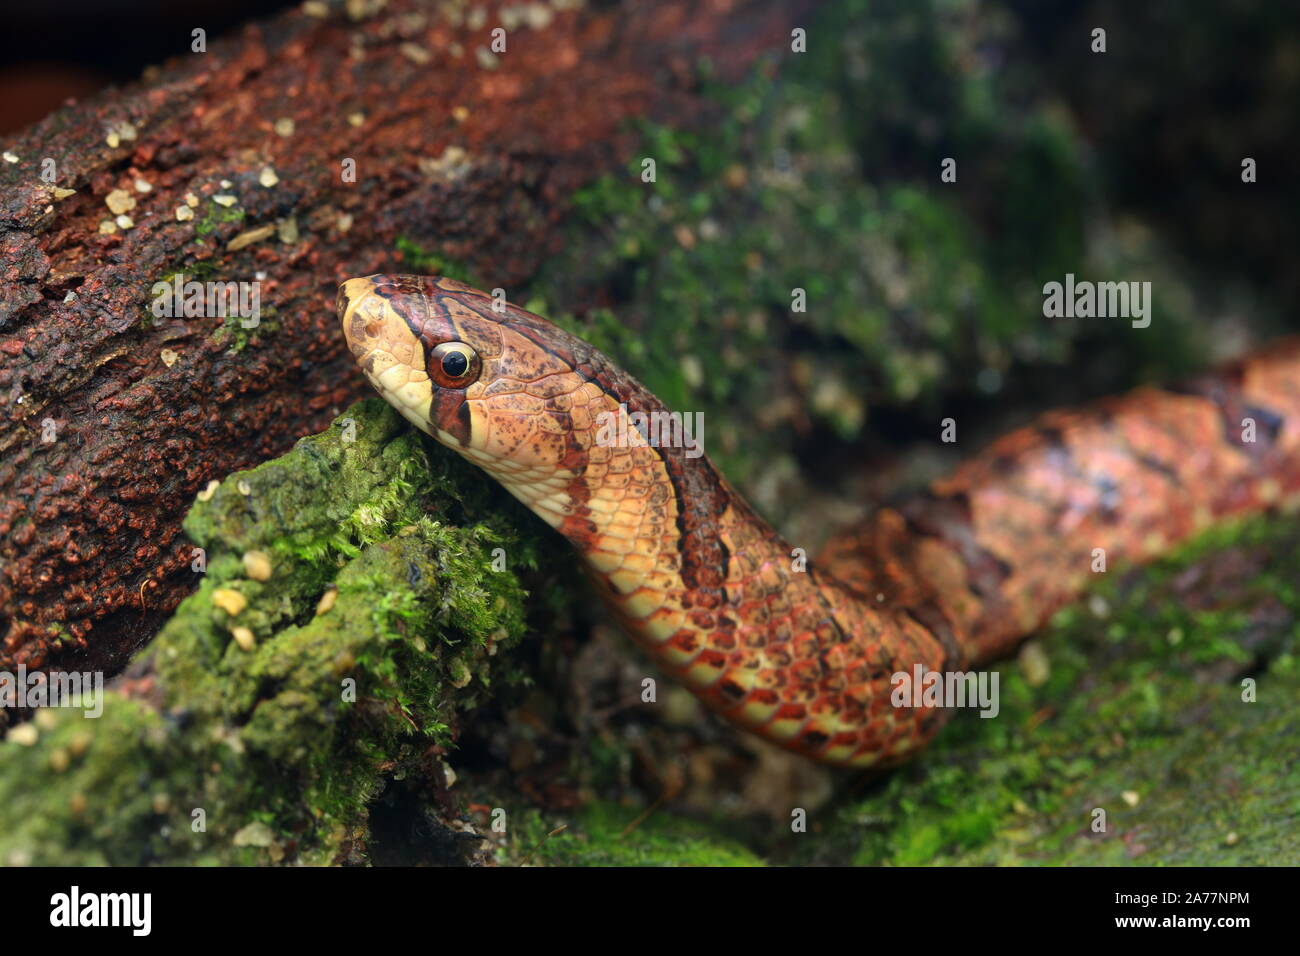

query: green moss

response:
[193,199,246,236]
[0,702,197,866]
[0,399,554,865]
[793,513,1300,866]
[210,305,279,352]
[523,0,1206,493]
[505,802,765,867]
[394,237,481,287]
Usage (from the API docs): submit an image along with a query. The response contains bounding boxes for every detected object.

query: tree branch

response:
[0,0,806,673]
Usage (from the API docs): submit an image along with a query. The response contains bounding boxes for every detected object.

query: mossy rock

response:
[0,399,550,865]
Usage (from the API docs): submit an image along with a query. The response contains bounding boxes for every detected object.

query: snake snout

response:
[338,276,385,359]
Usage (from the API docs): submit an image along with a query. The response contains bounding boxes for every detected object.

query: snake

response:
[338,274,1300,768]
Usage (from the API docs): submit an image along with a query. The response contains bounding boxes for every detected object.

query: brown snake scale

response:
[339,274,1300,767]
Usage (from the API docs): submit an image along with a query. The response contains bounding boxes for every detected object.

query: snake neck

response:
[472,362,952,766]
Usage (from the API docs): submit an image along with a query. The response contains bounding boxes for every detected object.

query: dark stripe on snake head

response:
[372,279,475,445]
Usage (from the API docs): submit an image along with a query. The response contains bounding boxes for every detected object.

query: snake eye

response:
[430,341,481,388]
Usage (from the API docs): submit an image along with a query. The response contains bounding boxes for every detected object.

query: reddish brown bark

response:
[0,0,806,673]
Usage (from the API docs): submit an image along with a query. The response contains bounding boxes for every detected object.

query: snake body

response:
[339,274,1300,767]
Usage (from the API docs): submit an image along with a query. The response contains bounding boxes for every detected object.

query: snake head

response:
[339,274,652,521]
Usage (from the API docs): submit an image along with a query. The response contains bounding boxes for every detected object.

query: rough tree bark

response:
[0,0,807,674]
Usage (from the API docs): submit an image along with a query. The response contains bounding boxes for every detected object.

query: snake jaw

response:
[338,275,440,437]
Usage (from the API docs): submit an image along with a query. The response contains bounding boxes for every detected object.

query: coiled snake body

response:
[339,274,1300,767]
